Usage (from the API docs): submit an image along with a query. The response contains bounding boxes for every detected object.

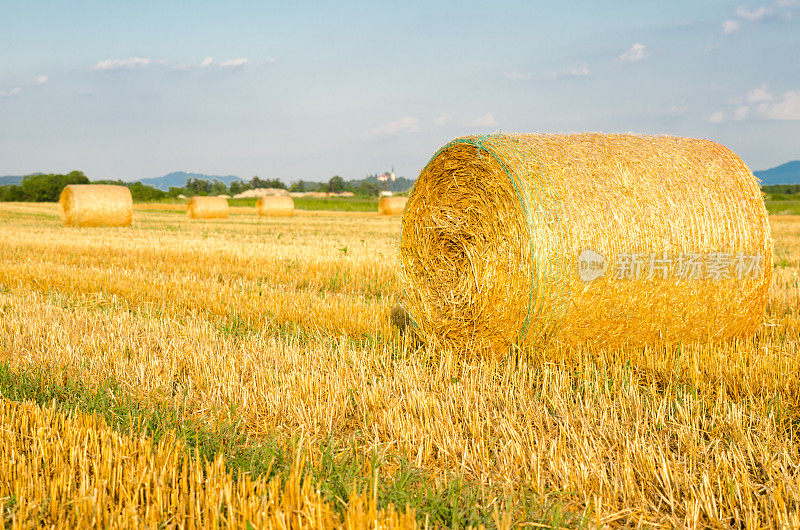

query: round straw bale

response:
[256,196,294,217]
[378,196,408,215]
[401,133,773,353]
[59,185,133,227]
[187,196,229,219]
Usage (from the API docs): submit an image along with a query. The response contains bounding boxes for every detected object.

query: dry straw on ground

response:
[58,185,133,227]
[187,196,229,219]
[401,133,773,353]
[256,195,295,217]
[378,197,408,215]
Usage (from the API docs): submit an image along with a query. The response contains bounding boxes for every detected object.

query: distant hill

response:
[754,161,800,185]
[0,173,43,186]
[138,171,243,190]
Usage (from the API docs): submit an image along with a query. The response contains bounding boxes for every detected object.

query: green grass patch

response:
[0,363,578,528]
[766,200,800,215]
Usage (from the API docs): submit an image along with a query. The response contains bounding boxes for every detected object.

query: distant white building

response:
[377,168,396,183]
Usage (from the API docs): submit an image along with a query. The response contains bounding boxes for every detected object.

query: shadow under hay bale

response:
[256,196,294,217]
[400,133,773,354]
[187,196,229,220]
[378,197,408,215]
[59,185,133,227]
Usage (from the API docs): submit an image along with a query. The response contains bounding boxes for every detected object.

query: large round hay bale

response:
[59,185,133,227]
[256,196,294,217]
[378,196,408,215]
[187,196,229,219]
[401,133,773,353]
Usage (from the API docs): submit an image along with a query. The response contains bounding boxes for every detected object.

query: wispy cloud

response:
[617,43,649,63]
[736,5,771,20]
[503,71,533,80]
[711,85,800,122]
[192,57,269,70]
[746,84,773,102]
[93,57,153,71]
[219,58,249,68]
[764,91,800,120]
[544,63,591,80]
[506,63,590,81]
[369,116,421,137]
[33,75,48,85]
[0,87,22,98]
[434,113,450,126]
[470,112,499,128]
[722,19,741,34]
[722,3,797,35]
[708,111,724,123]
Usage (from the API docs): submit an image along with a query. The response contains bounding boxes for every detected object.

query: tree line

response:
[0,173,394,202]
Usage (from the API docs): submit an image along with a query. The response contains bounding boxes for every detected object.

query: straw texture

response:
[187,196,229,219]
[256,196,294,217]
[401,133,773,353]
[378,197,408,215]
[59,185,133,227]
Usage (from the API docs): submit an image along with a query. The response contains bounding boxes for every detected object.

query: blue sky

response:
[1,1,798,181]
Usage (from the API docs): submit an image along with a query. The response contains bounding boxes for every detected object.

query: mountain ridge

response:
[753,161,800,185]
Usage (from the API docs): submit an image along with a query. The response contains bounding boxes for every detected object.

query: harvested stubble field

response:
[0,201,798,528]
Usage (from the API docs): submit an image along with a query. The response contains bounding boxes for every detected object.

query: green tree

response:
[328,176,345,193]
[250,177,287,190]
[0,171,89,202]
[185,178,213,195]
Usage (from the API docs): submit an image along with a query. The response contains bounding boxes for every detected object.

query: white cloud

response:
[705,42,720,52]
[220,58,249,68]
[668,104,689,115]
[746,84,773,102]
[470,112,499,128]
[722,19,741,34]
[708,111,724,123]
[195,57,264,69]
[564,64,591,77]
[369,116,421,136]
[777,0,798,6]
[434,113,450,126]
[33,75,48,85]
[735,5,770,20]
[617,43,649,63]
[734,106,749,120]
[93,57,152,71]
[0,87,22,98]
[504,71,532,80]
[764,91,800,120]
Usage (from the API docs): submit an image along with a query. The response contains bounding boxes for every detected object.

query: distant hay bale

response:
[256,196,294,217]
[59,185,133,227]
[401,133,773,353]
[187,196,229,219]
[378,197,408,215]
